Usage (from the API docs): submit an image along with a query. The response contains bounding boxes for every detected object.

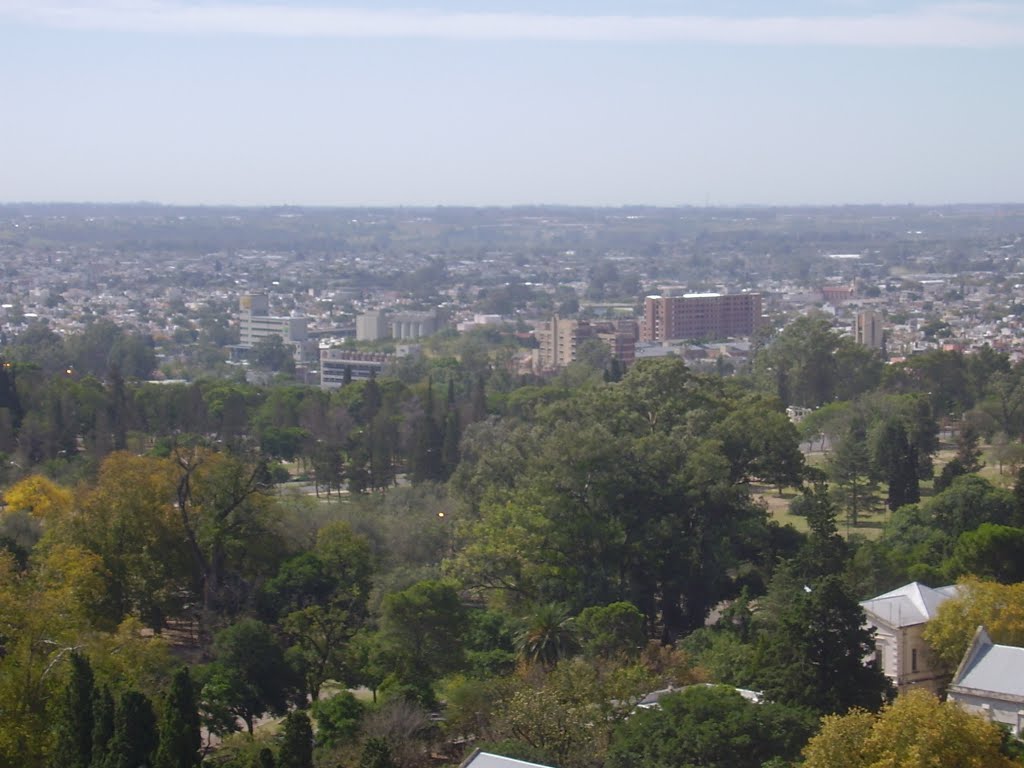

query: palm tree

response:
[515,603,579,668]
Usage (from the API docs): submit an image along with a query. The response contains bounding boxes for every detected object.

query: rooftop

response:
[860,582,959,628]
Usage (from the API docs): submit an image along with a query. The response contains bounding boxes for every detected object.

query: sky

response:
[1,0,1022,207]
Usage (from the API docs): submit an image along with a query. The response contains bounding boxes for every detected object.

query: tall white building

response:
[236,293,309,359]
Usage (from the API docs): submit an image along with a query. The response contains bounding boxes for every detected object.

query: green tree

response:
[952,524,1024,582]
[277,711,313,768]
[172,448,282,615]
[451,358,771,640]
[90,686,115,768]
[754,315,842,407]
[154,667,201,768]
[358,738,395,768]
[870,416,920,511]
[754,574,891,714]
[791,481,847,579]
[575,602,645,660]
[607,685,815,768]
[378,579,467,693]
[828,423,878,529]
[102,691,158,768]
[251,335,295,374]
[49,652,95,768]
[313,691,364,748]
[202,619,295,734]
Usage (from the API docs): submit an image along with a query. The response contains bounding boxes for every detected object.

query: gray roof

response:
[860,582,959,628]
[460,752,556,768]
[951,627,1024,699]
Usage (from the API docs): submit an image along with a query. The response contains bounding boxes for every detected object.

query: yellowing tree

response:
[3,474,72,520]
[803,689,1016,768]
[923,577,1024,669]
[0,546,107,768]
[60,451,190,628]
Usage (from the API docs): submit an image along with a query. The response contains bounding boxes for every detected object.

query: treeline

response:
[5,321,1024,766]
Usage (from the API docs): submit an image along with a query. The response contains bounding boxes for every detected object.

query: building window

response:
[911,648,918,673]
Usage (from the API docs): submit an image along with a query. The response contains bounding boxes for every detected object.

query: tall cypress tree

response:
[90,686,115,768]
[154,667,201,768]
[103,691,158,768]
[50,652,95,768]
[412,378,443,483]
[277,710,314,768]
[441,407,460,480]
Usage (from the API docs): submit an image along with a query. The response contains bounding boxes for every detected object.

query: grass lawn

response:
[751,483,888,541]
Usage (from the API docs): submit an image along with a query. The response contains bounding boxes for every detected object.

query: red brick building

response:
[640,293,762,342]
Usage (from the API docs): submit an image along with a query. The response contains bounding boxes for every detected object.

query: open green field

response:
[755,438,1019,541]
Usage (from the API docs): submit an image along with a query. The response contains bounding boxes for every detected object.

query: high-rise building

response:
[534,316,636,370]
[640,293,762,342]
[237,294,308,347]
[855,310,885,351]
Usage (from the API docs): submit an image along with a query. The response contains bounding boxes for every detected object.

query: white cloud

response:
[1,1,1023,46]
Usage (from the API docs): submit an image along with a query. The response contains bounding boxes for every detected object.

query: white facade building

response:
[860,581,960,695]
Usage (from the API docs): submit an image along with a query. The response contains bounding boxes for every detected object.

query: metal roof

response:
[860,582,959,628]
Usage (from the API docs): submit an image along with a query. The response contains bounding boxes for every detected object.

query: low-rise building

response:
[948,626,1024,737]
[860,581,960,695]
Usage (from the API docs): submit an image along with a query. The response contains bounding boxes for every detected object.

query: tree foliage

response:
[802,688,1017,768]
[923,578,1024,669]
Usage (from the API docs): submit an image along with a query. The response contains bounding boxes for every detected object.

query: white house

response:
[948,626,1024,737]
[860,581,959,694]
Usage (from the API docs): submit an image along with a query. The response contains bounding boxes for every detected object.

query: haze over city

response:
[2,0,1023,207]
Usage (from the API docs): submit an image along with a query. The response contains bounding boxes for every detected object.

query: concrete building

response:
[320,349,393,388]
[640,293,761,342]
[948,626,1024,737]
[855,310,885,350]
[356,310,389,342]
[534,316,636,370]
[235,293,310,360]
[391,310,438,340]
[860,581,960,695]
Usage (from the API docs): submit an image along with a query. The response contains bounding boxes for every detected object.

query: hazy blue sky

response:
[1,1,1022,206]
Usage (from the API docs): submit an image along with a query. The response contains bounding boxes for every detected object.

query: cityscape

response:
[4,0,1024,766]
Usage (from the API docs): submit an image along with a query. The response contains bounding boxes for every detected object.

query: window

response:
[911,648,918,673]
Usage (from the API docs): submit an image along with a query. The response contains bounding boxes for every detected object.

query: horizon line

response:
[4,199,1024,210]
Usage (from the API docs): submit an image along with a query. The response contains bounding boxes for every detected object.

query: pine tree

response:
[154,667,201,768]
[793,480,846,578]
[828,424,878,530]
[103,691,158,768]
[253,748,276,768]
[755,574,891,714]
[277,711,314,768]
[50,652,95,768]
[90,686,115,768]
[955,422,984,473]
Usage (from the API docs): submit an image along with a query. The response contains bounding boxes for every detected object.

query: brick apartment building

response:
[640,293,762,342]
